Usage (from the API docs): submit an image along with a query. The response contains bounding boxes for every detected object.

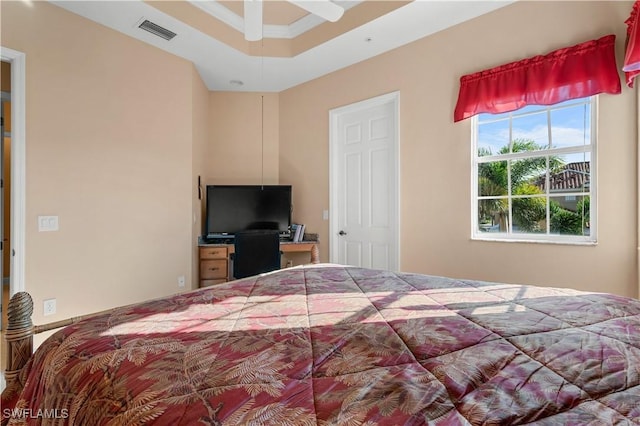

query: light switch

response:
[38,215,59,232]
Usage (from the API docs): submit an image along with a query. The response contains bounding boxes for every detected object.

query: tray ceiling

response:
[50,0,515,92]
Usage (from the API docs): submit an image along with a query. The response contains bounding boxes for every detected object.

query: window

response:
[472,97,596,243]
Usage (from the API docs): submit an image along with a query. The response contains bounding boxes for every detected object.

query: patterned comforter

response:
[2,264,640,425]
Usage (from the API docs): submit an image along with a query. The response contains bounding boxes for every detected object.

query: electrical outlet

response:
[177,275,186,288]
[43,298,56,316]
[38,215,59,232]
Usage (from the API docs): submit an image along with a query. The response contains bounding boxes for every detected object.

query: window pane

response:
[509,157,547,194]
[472,96,594,242]
[550,102,590,149]
[478,198,506,233]
[550,195,590,236]
[512,196,547,234]
[553,98,585,108]
[478,160,508,196]
[548,152,591,195]
[512,111,549,150]
[477,119,509,156]
[478,111,510,123]
[512,104,546,116]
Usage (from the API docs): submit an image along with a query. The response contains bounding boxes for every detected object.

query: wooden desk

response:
[199,241,320,287]
[278,241,320,263]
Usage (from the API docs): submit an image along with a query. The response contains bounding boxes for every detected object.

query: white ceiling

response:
[50,1,515,92]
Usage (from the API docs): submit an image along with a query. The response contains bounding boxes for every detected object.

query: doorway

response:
[0,47,26,333]
[329,92,400,270]
[1,62,9,331]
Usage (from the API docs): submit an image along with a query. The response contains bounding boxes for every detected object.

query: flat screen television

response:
[205,185,292,240]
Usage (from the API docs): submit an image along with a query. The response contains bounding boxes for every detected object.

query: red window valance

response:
[454,35,621,122]
[623,1,640,87]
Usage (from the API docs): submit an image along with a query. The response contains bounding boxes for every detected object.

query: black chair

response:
[232,230,282,279]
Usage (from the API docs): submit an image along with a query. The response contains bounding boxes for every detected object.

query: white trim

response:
[1,47,26,295]
[470,96,597,245]
[637,86,640,299]
[189,0,360,40]
[590,96,598,243]
[476,145,591,164]
[284,15,326,38]
[189,0,244,34]
[329,91,400,270]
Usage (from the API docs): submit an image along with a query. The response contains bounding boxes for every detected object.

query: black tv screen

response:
[205,185,292,239]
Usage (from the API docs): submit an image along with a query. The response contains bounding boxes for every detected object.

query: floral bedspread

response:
[2,264,640,425]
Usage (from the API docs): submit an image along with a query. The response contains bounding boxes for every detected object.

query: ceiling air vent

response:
[138,20,177,41]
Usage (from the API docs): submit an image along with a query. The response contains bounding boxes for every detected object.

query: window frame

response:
[471,96,597,245]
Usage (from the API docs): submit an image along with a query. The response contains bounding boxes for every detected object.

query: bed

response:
[2,264,640,425]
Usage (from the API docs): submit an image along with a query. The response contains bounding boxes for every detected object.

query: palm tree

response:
[478,139,564,232]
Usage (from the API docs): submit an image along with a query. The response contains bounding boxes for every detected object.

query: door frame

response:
[1,47,26,295]
[328,91,400,268]
[1,92,6,289]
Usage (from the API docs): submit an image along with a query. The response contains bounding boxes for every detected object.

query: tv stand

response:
[204,235,292,245]
[204,237,234,245]
[198,240,320,287]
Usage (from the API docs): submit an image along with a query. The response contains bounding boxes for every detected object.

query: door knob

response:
[338,230,347,236]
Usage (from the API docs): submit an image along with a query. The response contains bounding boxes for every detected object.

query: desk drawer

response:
[200,246,228,259]
[200,259,227,279]
[201,279,227,287]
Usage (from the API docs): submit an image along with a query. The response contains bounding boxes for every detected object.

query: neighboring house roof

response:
[536,162,590,192]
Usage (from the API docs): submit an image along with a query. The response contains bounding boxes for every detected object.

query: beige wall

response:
[1,1,205,327]
[280,0,638,298]
[206,92,279,185]
[191,66,209,290]
[0,0,637,331]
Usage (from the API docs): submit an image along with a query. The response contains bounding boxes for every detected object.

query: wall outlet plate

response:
[38,216,59,232]
[43,298,56,316]
[178,275,186,288]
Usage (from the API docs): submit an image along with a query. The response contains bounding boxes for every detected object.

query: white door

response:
[330,92,399,270]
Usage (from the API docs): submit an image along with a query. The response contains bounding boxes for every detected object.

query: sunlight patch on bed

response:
[469,304,528,315]
[99,303,243,336]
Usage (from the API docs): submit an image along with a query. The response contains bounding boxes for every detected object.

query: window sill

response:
[471,235,597,246]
